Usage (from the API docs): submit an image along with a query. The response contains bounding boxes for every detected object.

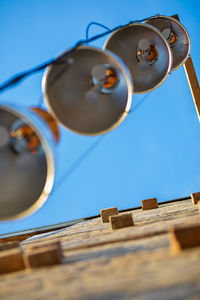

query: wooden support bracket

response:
[170,223,200,254]
[24,244,62,269]
[0,249,25,274]
[190,192,200,205]
[100,207,119,223]
[110,213,134,230]
[141,198,159,211]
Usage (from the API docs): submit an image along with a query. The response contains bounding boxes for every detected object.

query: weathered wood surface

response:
[22,199,200,250]
[0,199,200,300]
[184,56,200,122]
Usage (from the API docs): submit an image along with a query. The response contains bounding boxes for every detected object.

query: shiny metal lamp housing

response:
[104,23,172,93]
[0,103,56,220]
[144,15,191,71]
[42,46,133,135]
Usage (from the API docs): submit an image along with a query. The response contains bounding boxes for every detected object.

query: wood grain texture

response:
[0,241,19,251]
[110,213,134,230]
[191,192,200,205]
[141,198,159,210]
[0,249,25,274]
[184,56,200,122]
[24,245,62,269]
[171,14,200,122]
[100,207,119,223]
[170,223,200,254]
[0,199,200,300]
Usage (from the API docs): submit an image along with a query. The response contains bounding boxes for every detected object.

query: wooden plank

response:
[172,14,200,122]
[1,199,200,299]
[184,57,200,121]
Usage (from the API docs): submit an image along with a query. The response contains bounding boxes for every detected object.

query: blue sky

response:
[0,0,200,235]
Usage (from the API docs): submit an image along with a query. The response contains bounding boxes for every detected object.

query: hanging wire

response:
[129,92,152,114]
[0,14,158,94]
[155,14,173,41]
[165,18,173,41]
[52,91,151,194]
[53,135,105,193]
[86,22,111,42]
[36,94,44,107]
[0,46,78,93]
[0,15,175,201]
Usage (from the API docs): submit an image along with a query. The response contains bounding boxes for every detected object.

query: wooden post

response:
[184,58,200,121]
[172,14,200,121]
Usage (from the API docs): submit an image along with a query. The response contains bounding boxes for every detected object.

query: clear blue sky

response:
[0,0,200,235]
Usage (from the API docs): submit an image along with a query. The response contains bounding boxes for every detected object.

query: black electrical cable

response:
[36,94,44,107]
[0,14,158,93]
[0,46,78,93]
[0,14,177,217]
[129,92,152,114]
[52,91,152,194]
[53,135,105,192]
[86,22,111,42]
[148,14,173,42]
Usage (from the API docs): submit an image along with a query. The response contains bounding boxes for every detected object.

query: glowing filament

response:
[137,44,157,64]
[10,125,40,154]
[169,32,178,45]
[103,68,117,89]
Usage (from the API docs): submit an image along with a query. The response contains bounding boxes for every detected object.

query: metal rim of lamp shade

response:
[42,46,133,136]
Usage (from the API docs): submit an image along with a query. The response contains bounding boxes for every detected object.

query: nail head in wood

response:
[141,198,159,210]
[100,207,119,223]
[24,245,62,269]
[0,249,25,274]
[110,213,134,230]
[170,223,200,254]
[191,192,200,205]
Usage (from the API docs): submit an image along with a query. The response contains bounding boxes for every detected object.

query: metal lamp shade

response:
[144,15,190,71]
[104,23,172,93]
[42,46,133,135]
[0,103,55,220]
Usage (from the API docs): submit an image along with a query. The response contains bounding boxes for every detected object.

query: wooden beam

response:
[172,14,200,121]
[184,57,200,121]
